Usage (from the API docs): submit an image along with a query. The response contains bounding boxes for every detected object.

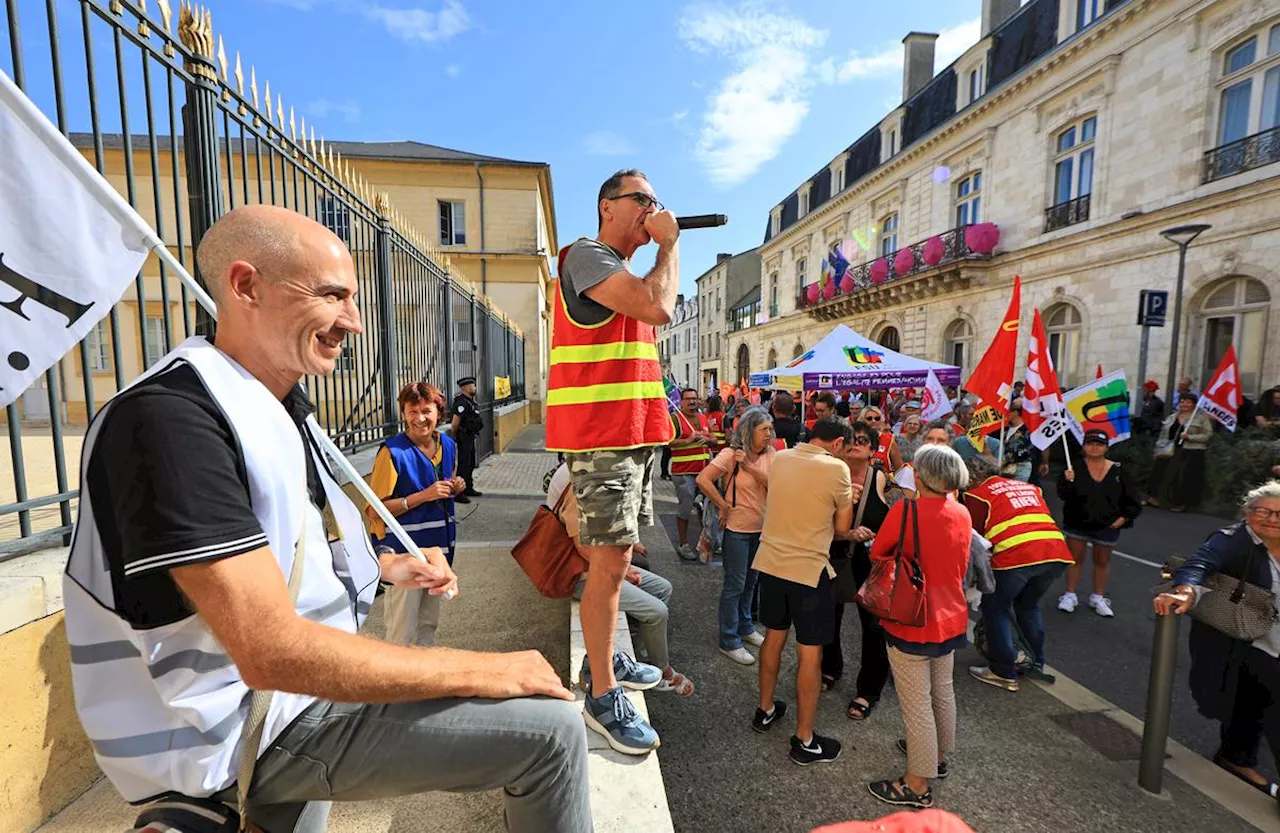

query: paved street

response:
[643,465,1265,833]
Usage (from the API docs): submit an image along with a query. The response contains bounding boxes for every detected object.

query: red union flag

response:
[965,275,1021,417]
[1197,346,1241,432]
[1023,308,1062,433]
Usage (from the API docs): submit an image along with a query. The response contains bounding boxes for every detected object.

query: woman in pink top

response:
[698,406,777,665]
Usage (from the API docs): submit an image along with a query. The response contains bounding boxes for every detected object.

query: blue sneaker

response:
[579,652,662,692]
[583,686,660,755]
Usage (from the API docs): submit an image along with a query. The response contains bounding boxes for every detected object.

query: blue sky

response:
[5,0,987,299]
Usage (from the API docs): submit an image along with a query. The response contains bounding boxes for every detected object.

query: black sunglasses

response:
[851,435,872,446]
[607,192,665,212]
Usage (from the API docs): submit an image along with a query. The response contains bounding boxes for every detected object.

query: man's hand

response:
[379,548,454,593]
[644,210,679,247]
[625,568,642,586]
[1153,585,1195,616]
[850,480,864,503]
[420,481,454,502]
[467,650,575,701]
[850,526,875,544]
[1063,468,1076,483]
[1110,517,1126,529]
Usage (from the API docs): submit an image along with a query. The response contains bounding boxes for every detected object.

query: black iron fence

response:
[1,0,525,557]
[1203,125,1280,184]
[1044,193,1091,233]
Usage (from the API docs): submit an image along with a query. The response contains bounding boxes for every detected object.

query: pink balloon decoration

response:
[923,235,945,266]
[822,281,836,300]
[805,283,819,305]
[870,258,889,285]
[965,222,1001,254]
[839,273,855,294]
[894,247,916,276]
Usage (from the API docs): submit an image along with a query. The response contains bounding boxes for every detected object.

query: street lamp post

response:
[1160,223,1212,414]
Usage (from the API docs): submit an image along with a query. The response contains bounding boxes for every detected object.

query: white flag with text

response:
[920,368,951,422]
[0,69,154,409]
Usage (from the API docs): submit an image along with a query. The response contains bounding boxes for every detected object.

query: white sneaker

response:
[1057,592,1078,613]
[720,646,756,665]
[742,630,765,647]
[677,544,698,562]
[1089,594,1115,617]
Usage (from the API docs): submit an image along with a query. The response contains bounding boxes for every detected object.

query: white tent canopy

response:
[749,324,962,390]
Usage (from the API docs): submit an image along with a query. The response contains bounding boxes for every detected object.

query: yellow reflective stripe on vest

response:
[985,513,1056,541]
[549,341,659,364]
[546,380,667,407]
[991,529,1066,554]
[671,451,710,462]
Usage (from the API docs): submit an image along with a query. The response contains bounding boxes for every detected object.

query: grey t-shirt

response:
[560,238,628,326]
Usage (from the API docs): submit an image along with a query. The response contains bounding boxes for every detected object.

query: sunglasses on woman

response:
[851,435,872,446]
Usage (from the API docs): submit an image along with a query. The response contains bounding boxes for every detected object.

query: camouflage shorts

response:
[565,447,657,547]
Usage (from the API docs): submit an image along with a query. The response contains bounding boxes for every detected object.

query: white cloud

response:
[679,2,827,187]
[831,17,980,83]
[366,0,470,43]
[583,130,637,157]
[306,98,362,124]
[445,64,461,77]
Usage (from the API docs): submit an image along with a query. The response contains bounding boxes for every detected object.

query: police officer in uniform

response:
[451,376,484,503]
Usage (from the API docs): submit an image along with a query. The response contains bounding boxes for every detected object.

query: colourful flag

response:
[1023,308,1063,433]
[830,244,850,280]
[819,257,833,287]
[967,405,1004,444]
[664,373,681,413]
[1196,346,1241,432]
[1062,370,1131,445]
[965,275,1021,418]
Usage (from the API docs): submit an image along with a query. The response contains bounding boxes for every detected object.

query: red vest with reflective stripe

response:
[670,411,710,474]
[871,430,895,469]
[545,267,674,453]
[705,412,728,454]
[963,477,1072,570]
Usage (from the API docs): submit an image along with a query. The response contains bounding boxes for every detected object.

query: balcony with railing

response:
[1204,125,1280,183]
[1044,194,1090,232]
[794,224,995,317]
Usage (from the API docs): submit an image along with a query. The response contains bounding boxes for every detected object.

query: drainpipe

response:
[474,162,487,294]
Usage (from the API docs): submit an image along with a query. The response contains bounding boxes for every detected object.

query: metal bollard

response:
[1138,611,1181,793]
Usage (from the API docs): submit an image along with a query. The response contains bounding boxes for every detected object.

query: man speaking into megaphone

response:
[544,168,718,754]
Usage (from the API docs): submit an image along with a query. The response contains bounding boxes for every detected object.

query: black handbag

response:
[832,467,873,603]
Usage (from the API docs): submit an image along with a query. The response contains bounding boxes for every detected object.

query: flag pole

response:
[148,241,432,569]
[997,414,1006,468]
[1060,428,1074,473]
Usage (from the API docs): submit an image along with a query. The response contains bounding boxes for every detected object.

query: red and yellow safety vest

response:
[962,476,1072,570]
[545,265,674,453]
[669,411,711,474]
[871,430,896,470]
[705,411,728,453]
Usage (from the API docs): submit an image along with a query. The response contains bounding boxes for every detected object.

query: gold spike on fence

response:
[177,3,215,81]
[216,36,229,101]
[234,53,246,115]
[137,0,151,37]
[250,67,260,126]
[157,0,174,56]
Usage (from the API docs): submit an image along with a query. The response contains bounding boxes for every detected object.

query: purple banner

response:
[803,368,961,389]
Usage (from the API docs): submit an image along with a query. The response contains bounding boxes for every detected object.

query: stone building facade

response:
[696,248,762,391]
[729,0,1280,400]
[658,294,700,391]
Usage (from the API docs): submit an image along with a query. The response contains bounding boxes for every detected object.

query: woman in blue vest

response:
[368,381,465,645]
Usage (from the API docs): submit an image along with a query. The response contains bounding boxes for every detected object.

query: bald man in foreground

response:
[62,205,591,833]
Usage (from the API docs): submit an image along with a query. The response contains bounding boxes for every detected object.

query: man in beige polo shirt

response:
[752,416,858,766]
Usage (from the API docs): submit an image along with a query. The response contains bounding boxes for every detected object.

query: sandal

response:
[654,670,695,696]
[868,777,933,809]
[821,674,838,693]
[846,697,875,721]
[1214,755,1279,797]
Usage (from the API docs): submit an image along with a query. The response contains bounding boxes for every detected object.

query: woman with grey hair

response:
[698,406,777,665]
[867,444,973,810]
[1154,481,1280,796]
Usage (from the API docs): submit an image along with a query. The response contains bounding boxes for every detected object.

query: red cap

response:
[1143,380,1159,392]
[811,809,977,833]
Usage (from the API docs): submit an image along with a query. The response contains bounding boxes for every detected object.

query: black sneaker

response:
[752,700,787,733]
[454,494,471,504]
[895,738,949,778]
[789,732,842,766]
[1022,663,1057,684]
[464,489,484,497]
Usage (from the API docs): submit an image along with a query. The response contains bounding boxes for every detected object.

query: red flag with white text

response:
[965,275,1021,418]
[1196,346,1241,432]
[1023,309,1062,432]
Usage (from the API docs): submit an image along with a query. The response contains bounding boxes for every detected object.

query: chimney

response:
[716,252,732,263]
[902,32,939,101]
[982,0,1022,37]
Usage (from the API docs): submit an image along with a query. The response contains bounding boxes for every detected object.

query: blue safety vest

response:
[372,432,457,564]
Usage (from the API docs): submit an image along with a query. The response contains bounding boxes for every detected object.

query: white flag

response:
[0,69,155,409]
[920,368,951,422]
